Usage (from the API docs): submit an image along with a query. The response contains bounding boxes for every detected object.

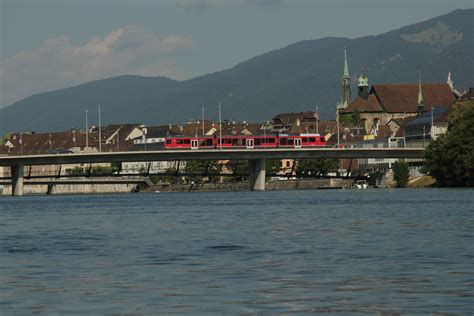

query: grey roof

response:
[406,106,450,127]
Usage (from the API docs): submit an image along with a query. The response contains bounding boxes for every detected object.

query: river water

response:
[0,189,473,315]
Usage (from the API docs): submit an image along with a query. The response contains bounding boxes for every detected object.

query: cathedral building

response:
[340,72,459,134]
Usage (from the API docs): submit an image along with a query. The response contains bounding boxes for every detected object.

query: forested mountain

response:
[1,9,472,134]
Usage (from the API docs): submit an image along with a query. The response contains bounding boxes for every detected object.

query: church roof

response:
[371,83,456,113]
[342,94,383,113]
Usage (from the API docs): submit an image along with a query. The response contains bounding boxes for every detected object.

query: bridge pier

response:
[249,159,266,191]
[11,165,24,196]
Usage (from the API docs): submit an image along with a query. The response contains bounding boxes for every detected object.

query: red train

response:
[164,134,326,150]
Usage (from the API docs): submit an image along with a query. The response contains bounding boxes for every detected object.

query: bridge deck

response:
[0,148,424,166]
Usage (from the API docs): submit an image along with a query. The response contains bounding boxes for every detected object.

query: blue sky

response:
[1,0,472,107]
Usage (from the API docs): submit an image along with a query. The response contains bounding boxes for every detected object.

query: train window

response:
[280,138,287,145]
[308,137,315,142]
[177,139,183,144]
[287,138,294,145]
[268,138,275,143]
[184,139,190,144]
[255,138,261,145]
[166,140,171,144]
[302,137,308,142]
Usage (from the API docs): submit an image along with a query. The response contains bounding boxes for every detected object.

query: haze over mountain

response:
[0,8,472,135]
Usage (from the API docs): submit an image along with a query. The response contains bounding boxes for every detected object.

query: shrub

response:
[393,160,409,187]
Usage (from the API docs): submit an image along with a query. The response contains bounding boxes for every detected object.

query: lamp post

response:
[336,105,340,148]
[49,133,52,153]
[431,104,435,140]
[218,102,222,150]
[315,104,319,135]
[142,127,147,151]
[423,125,426,148]
[202,106,205,136]
[98,104,102,152]
[19,132,23,155]
[85,108,89,148]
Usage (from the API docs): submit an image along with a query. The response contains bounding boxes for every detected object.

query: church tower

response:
[339,47,352,108]
[357,70,369,100]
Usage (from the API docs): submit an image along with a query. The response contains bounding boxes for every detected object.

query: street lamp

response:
[142,127,148,151]
[98,104,102,152]
[336,104,340,148]
[202,106,205,136]
[315,104,319,135]
[19,132,23,155]
[431,104,435,140]
[218,102,222,150]
[85,108,89,149]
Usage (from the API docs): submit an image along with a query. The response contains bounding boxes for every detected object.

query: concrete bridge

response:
[0,148,425,195]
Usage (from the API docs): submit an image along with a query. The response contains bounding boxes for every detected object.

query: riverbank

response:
[145,178,354,193]
[0,177,354,195]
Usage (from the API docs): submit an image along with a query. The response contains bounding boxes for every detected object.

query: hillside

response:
[0,8,472,135]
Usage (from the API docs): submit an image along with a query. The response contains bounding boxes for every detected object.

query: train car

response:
[164,133,326,150]
[278,134,326,148]
[164,136,214,150]
[217,135,278,149]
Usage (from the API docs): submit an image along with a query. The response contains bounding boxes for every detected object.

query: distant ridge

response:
[0,8,473,135]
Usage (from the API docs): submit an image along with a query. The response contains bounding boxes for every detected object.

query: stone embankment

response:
[0,177,353,195]
[0,177,150,195]
[145,178,354,193]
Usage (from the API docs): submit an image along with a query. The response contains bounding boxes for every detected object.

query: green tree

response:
[91,165,117,175]
[296,159,339,177]
[339,111,362,127]
[393,160,409,187]
[229,160,249,181]
[424,101,474,186]
[266,159,282,175]
[351,110,362,126]
[68,166,86,176]
[184,160,218,182]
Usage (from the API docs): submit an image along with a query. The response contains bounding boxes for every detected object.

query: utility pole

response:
[315,104,319,135]
[431,104,435,140]
[98,104,102,152]
[49,133,52,153]
[73,129,76,147]
[85,108,89,148]
[336,105,340,148]
[202,106,205,136]
[142,127,147,151]
[20,132,23,155]
[423,125,426,147]
[218,103,222,150]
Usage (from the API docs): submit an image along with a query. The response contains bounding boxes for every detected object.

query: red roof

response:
[342,94,383,113]
[372,83,456,113]
[376,125,393,138]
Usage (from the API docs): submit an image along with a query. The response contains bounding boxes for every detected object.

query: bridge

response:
[0,148,425,195]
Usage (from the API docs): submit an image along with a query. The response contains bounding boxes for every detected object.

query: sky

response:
[1,0,473,107]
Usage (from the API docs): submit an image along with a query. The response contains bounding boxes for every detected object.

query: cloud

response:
[0,26,193,106]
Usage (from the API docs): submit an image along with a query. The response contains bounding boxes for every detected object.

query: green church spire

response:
[339,46,352,108]
[343,46,350,79]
